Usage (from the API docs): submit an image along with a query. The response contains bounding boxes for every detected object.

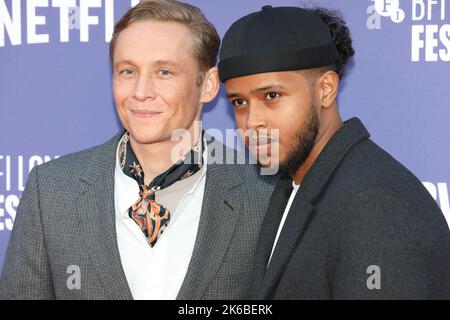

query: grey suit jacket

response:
[252,118,450,299]
[0,131,276,300]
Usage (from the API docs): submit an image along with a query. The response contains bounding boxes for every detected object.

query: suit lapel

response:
[76,132,133,300]
[177,140,243,300]
[255,118,371,299]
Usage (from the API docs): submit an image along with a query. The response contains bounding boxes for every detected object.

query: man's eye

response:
[158,69,174,77]
[265,92,280,100]
[231,99,247,108]
[118,69,135,77]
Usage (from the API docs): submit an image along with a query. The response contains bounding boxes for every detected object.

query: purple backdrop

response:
[1,0,449,273]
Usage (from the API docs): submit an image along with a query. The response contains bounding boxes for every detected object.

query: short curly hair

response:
[310,8,355,79]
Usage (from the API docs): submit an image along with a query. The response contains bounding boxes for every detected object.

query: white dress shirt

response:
[268,181,300,266]
[114,143,207,300]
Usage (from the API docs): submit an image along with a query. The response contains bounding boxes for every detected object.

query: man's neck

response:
[129,124,201,185]
[292,108,343,185]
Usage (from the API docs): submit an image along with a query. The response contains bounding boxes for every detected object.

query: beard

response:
[279,104,320,176]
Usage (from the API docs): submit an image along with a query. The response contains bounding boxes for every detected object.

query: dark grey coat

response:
[252,118,450,299]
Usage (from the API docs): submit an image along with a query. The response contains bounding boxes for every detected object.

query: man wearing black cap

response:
[219,6,450,299]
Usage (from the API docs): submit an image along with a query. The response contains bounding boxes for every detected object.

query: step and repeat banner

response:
[0,0,449,272]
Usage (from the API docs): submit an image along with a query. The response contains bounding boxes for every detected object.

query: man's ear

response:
[317,71,339,109]
[200,66,220,103]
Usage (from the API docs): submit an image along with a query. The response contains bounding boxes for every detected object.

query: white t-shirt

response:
[268,181,301,266]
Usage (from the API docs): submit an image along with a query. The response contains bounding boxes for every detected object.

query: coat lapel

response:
[176,139,243,300]
[76,131,133,300]
[251,174,292,297]
[256,118,371,299]
[256,192,314,299]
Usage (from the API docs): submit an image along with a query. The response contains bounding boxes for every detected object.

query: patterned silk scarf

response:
[118,132,203,247]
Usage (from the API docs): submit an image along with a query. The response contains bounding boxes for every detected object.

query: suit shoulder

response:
[206,139,278,191]
[36,144,99,175]
[236,162,278,185]
[31,133,120,184]
[222,143,278,187]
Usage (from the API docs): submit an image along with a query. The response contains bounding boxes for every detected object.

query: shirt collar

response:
[114,137,208,217]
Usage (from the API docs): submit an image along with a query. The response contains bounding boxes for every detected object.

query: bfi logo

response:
[374,0,406,23]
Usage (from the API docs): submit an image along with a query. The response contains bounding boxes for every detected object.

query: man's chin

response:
[278,150,312,176]
[128,131,166,146]
[252,156,281,176]
[254,153,279,167]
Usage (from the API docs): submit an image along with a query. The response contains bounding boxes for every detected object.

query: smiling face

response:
[113,20,208,147]
[225,70,320,173]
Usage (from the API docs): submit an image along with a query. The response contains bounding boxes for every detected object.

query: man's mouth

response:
[130,109,162,118]
[248,137,273,153]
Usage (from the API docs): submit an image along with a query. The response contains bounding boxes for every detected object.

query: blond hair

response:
[110,0,220,72]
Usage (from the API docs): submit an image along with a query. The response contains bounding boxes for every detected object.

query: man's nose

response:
[133,74,157,101]
[245,102,268,130]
